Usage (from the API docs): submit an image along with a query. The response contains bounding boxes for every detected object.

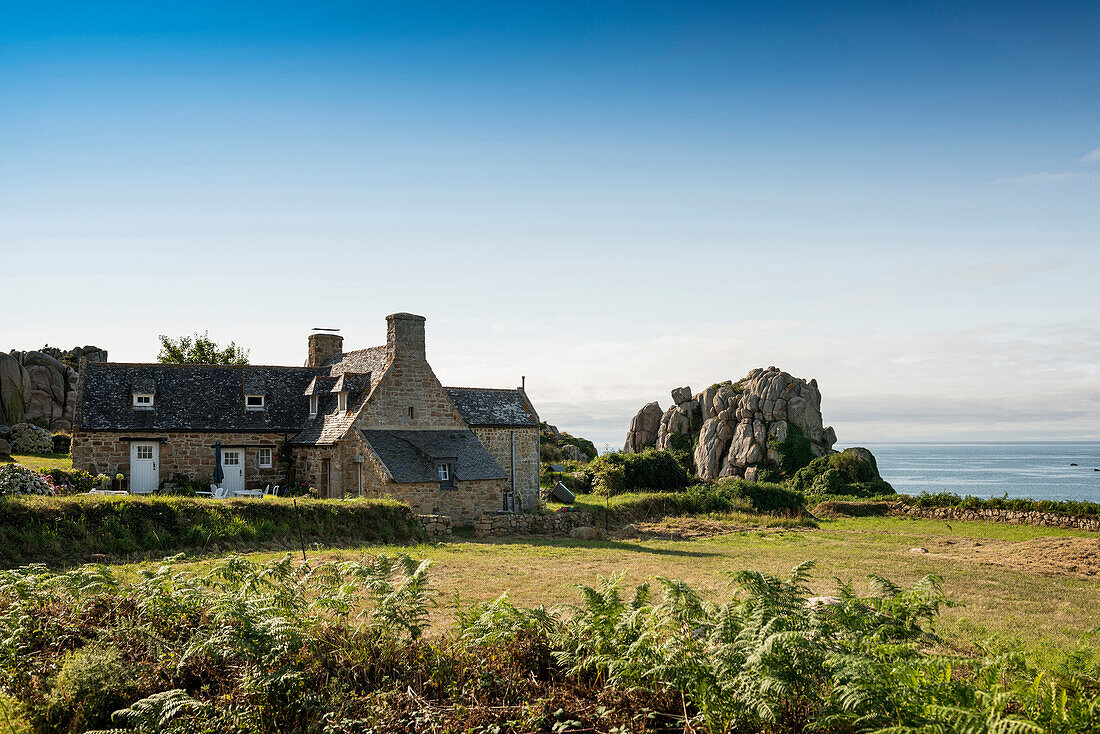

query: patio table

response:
[232,489,264,498]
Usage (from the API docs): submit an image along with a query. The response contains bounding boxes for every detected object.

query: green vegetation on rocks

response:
[539,422,597,463]
[585,448,692,495]
[790,447,895,498]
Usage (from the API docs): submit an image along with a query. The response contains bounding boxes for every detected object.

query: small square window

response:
[258,447,272,468]
[133,394,154,409]
[245,395,264,411]
[223,451,240,466]
[136,445,153,460]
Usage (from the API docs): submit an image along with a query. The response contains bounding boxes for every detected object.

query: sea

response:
[839,443,1100,503]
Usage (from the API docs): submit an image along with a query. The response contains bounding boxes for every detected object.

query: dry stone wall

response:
[475,510,595,537]
[892,503,1100,532]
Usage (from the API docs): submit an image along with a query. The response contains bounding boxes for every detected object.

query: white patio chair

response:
[195,484,215,497]
[214,485,231,499]
[264,484,280,497]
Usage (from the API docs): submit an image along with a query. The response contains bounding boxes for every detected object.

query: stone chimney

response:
[307,332,343,367]
[386,313,426,363]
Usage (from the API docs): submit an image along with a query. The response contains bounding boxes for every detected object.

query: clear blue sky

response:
[2,1,1098,446]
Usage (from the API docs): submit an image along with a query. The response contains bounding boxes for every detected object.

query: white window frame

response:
[337,392,347,413]
[135,444,154,460]
[437,463,450,482]
[258,447,272,468]
[222,450,240,466]
[133,394,154,409]
[309,394,318,419]
[245,394,265,411]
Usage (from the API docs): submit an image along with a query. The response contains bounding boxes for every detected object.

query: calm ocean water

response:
[840,443,1100,503]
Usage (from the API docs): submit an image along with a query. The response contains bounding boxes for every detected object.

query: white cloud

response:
[1082,148,1100,163]
[943,259,1060,288]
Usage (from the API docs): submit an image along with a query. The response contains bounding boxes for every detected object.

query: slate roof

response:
[360,429,508,483]
[76,362,321,432]
[327,346,388,379]
[445,388,537,427]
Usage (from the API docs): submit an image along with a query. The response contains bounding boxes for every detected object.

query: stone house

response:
[71,313,540,521]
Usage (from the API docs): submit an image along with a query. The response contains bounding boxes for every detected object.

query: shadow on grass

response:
[467,534,724,558]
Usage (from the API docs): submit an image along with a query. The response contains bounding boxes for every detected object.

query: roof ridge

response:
[87,362,322,371]
[445,385,521,392]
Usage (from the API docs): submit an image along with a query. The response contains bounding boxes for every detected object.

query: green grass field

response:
[104,514,1100,667]
[2,453,73,471]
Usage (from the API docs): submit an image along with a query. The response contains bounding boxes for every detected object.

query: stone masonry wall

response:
[475,511,595,538]
[472,426,540,512]
[417,514,452,537]
[71,430,285,488]
[891,503,1100,532]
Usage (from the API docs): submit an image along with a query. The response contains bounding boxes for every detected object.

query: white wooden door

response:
[221,449,245,493]
[130,442,159,494]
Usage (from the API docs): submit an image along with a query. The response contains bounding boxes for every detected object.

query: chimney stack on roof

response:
[307,330,343,367]
[386,313,426,364]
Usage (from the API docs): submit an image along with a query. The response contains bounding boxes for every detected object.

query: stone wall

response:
[891,503,1100,532]
[475,511,595,538]
[72,430,285,488]
[417,514,453,537]
[472,425,540,512]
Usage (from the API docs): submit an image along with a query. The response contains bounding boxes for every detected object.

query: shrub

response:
[790,447,895,498]
[767,422,815,478]
[901,492,1100,518]
[50,431,71,455]
[9,423,52,454]
[0,495,426,567]
[38,467,95,495]
[47,645,135,730]
[585,449,691,495]
[0,464,57,496]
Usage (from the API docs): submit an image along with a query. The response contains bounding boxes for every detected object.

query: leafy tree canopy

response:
[157,331,250,365]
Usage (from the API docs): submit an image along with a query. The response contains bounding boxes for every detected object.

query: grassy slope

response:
[3,453,73,471]
[106,515,1099,667]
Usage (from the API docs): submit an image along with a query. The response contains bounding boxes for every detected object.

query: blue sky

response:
[2,1,1098,446]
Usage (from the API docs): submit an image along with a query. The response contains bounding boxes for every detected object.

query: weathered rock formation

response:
[0,346,106,431]
[623,366,839,481]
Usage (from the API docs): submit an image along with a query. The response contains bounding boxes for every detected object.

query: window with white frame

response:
[309,395,318,418]
[258,447,272,468]
[245,394,265,411]
[436,463,449,482]
[136,445,153,460]
[133,394,154,409]
[222,451,240,466]
[337,392,347,413]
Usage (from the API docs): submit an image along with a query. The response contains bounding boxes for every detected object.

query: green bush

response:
[901,492,1100,518]
[585,449,691,495]
[50,431,72,455]
[767,422,815,478]
[38,467,96,495]
[790,447,895,498]
[0,495,426,568]
[47,645,135,731]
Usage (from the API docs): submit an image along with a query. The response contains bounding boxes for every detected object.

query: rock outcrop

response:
[623,401,663,453]
[623,367,839,481]
[0,346,106,431]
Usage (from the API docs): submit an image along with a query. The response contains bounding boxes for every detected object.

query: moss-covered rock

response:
[790,447,894,498]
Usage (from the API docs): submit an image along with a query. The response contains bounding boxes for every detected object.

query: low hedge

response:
[586,449,693,495]
[897,492,1100,518]
[0,495,427,568]
[566,479,806,523]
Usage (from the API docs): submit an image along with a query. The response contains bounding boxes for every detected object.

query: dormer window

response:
[309,395,319,419]
[436,462,455,488]
[245,395,265,411]
[133,394,154,409]
[337,392,348,413]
